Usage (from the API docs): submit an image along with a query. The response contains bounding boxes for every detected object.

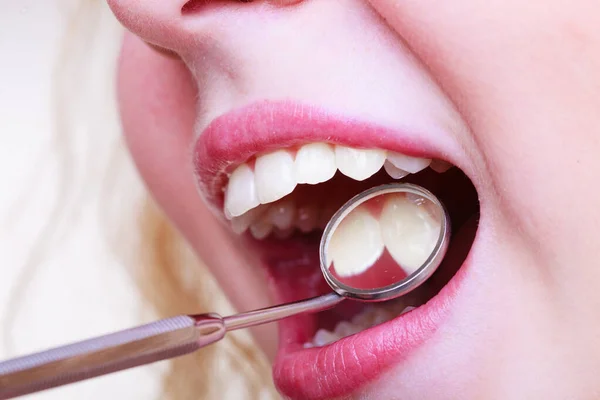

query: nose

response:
[107,0,187,49]
[107,0,302,52]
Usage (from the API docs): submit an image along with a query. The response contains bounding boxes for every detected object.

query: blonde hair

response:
[133,200,276,399]
[7,0,277,398]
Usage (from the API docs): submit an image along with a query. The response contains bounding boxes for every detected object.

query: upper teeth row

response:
[224,142,447,219]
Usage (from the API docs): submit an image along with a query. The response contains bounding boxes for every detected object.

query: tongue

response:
[264,237,373,342]
[265,237,328,303]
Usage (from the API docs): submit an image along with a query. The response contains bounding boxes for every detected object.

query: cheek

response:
[369,0,600,269]
[117,35,199,231]
[116,33,277,356]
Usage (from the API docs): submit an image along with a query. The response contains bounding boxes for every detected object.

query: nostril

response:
[181,0,302,14]
[181,0,252,15]
[270,0,302,4]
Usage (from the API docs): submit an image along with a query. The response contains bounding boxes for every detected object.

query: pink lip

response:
[193,100,448,213]
[192,100,473,399]
[274,256,471,399]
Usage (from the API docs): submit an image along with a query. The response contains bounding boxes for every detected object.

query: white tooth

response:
[334,321,361,338]
[296,206,318,233]
[294,143,337,184]
[254,150,297,204]
[387,300,413,315]
[303,342,314,349]
[313,329,341,347]
[351,307,392,328]
[370,309,393,327]
[224,164,260,218]
[230,204,269,234]
[386,151,431,174]
[383,160,410,180]
[273,227,295,239]
[352,307,374,327]
[327,206,384,277]
[335,146,386,181]
[231,218,250,234]
[401,306,416,314]
[430,159,452,173]
[267,198,296,230]
[250,219,273,240]
[380,194,442,275]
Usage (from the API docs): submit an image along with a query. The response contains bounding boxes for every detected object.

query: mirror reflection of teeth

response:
[327,205,384,277]
[327,194,442,278]
[380,195,442,274]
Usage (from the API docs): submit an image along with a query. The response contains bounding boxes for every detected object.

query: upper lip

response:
[192,99,455,215]
[192,99,474,399]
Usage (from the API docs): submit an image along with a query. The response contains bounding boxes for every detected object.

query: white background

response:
[0,1,165,398]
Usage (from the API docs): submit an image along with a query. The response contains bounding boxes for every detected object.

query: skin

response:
[108,0,600,398]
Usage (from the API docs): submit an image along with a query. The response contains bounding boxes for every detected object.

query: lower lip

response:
[251,235,474,400]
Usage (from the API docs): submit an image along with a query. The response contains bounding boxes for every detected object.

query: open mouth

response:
[194,101,480,399]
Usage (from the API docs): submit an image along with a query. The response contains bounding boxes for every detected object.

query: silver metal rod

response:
[0,293,343,398]
[224,292,343,331]
[0,315,225,399]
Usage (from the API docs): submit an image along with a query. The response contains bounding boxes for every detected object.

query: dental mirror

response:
[321,183,450,302]
[0,184,450,399]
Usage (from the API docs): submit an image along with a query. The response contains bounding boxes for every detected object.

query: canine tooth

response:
[313,329,340,347]
[294,143,337,184]
[335,146,386,181]
[386,152,431,174]
[430,159,452,173]
[224,164,260,218]
[297,206,318,233]
[380,194,442,274]
[334,321,361,338]
[268,198,296,230]
[254,150,297,204]
[250,219,273,240]
[383,160,410,180]
[230,205,269,234]
[327,206,384,277]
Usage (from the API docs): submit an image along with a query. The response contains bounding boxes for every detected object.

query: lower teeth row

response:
[231,199,339,239]
[303,304,416,348]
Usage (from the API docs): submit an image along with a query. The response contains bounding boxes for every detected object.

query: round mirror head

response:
[320,183,450,302]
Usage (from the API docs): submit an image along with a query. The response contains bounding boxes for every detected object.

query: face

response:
[107,0,600,399]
